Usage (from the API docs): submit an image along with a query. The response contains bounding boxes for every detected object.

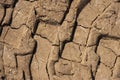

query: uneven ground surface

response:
[0,0,120,80]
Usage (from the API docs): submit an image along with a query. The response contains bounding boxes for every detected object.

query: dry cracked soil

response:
[0,0,120,80]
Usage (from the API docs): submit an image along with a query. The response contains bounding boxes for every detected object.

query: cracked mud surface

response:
[0,0,120,80]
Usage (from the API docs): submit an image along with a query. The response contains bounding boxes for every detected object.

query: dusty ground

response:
[0,0,120,80]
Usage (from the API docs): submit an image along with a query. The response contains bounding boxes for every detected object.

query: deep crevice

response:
[32,19,39,38]
[92,58,101,80]
[23,71,26,80]
[60,0,73,25]
[0,7,6,35]
[29,40,37,80]
[59,21,77,57]
[0,0,18,34]
[95,35,103,53]
[46,62,50,80]
[76,0,90,18]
